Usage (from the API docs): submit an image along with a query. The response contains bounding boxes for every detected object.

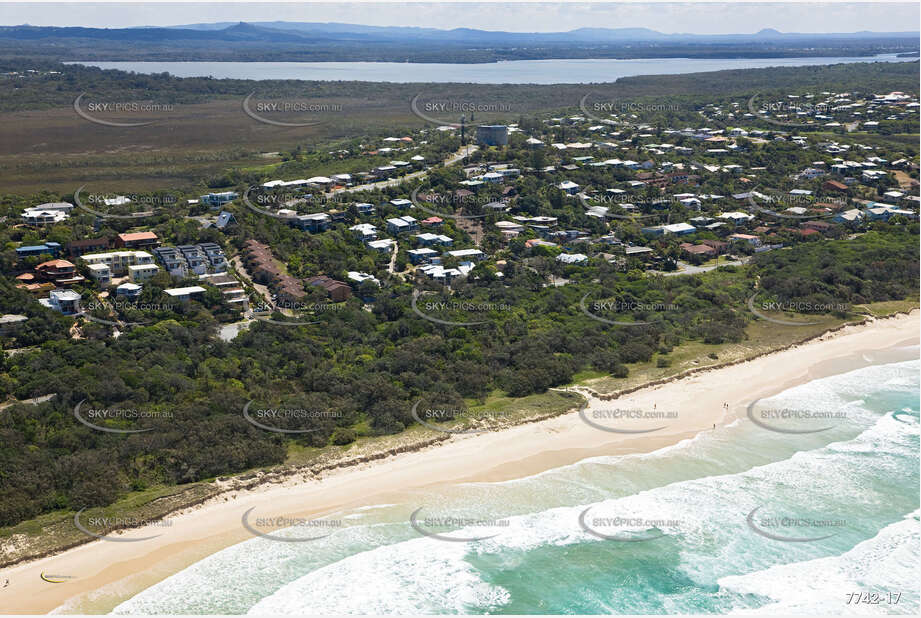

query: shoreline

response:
[3,311,919,615]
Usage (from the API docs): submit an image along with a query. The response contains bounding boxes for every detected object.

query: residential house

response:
[414,233,453,248]
[306,275,352,302]
[823,180,848,193]
[128,264,160,283]
[65,237,109,257]
[446,248,486,262]
[367,238,396,253]
[21,202,73,226]
[39,289,81,315]
[729,233,761,247]
[680,243,717,257]
[834,209,865,225]
[81,251,155,278]
[115,232,160,250]
[350,223,378,241]
[35,259,84,285]
[556,253,588,264]
[115,282,142,300]
[558,181,580,195]
[408,248,439,264]
[386,216,419,234]
[163,286,207,301]
[199,192,238,207]
[16,242,62,259]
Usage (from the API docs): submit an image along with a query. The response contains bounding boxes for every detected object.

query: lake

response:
[68,54,913,84]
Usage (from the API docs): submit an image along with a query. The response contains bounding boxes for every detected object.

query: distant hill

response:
[0,22,917,63]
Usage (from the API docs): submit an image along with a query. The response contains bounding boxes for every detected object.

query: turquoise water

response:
[112,359,920,615]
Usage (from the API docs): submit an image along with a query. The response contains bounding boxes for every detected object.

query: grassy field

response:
[0,97,433,194]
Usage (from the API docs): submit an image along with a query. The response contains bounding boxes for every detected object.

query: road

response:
[387,241,399,274]
[326,144,478,197]
[657,258,747,277]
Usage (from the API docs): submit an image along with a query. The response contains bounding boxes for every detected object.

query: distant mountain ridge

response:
[161,21,919,41]
[1,21,917,63]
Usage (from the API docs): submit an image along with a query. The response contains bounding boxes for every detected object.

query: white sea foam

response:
[113,361,919,615]
[721,510,920,615]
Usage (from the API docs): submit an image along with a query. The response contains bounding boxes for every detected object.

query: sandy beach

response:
[3,312,918,615]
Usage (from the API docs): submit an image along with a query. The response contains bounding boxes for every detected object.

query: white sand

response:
[4,312,918,614]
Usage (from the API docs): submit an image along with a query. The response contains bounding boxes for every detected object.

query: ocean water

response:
[110,359,920,615]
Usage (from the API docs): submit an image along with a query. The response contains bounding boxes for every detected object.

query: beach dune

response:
[3,312,918,614]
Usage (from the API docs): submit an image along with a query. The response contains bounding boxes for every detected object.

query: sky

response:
[0,1,918,34]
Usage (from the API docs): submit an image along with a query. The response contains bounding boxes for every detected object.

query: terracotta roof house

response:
[115,232,160,249]
[35,259,85,285]
[306,275,352,303]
